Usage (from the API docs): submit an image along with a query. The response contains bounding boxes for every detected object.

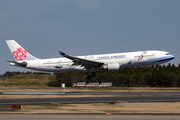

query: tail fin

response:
[6,40,39,61]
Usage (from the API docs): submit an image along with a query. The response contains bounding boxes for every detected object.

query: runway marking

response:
[1,92,65,95]
[1,92,180,95]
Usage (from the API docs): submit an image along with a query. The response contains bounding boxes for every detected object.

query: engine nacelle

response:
[101,63,121,72]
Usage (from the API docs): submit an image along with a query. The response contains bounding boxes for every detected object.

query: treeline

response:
[1,71,51,78]
[49,63,180,87]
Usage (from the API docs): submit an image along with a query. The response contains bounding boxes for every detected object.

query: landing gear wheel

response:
[91,72,96,77]
[87,75,91,79]
[87,71,96,79]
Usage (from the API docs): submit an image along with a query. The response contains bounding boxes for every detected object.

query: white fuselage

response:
[23,50,174,72]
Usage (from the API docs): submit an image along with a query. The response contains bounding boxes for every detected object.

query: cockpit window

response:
[166,53,170,55]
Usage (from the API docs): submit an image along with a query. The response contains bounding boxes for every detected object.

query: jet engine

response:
[101,63,121,72]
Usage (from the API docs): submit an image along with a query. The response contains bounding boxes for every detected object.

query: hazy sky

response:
[0,0,180,74]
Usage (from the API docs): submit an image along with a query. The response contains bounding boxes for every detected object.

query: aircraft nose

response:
[170,55,175,60]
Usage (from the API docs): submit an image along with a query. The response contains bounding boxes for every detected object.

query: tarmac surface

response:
[0,92,180,95]
[0,96,180,105]
[0,114,179,120]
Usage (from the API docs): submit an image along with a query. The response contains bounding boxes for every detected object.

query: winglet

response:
[59,51,66,56]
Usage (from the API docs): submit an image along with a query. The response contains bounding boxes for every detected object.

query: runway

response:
[1,92,180,95]
[1,92,180,105]
[0,96,180,105]
[0,114,179,120]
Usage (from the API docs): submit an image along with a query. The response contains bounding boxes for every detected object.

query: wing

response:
[59,51,104,69]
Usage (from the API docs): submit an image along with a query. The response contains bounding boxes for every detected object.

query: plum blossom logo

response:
[13,48,27,60]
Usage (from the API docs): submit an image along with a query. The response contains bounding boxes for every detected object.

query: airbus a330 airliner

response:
[6,40,175,79]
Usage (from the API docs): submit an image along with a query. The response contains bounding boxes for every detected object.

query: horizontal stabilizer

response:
[6,60,27,67]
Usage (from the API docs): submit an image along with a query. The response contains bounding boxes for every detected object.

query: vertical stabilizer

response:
[6,40,39,61]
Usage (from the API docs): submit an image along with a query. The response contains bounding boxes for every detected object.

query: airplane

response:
[6,40,175,79]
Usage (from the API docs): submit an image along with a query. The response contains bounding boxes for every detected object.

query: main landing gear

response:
[156,64,160,71]
[87,72,96,79]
